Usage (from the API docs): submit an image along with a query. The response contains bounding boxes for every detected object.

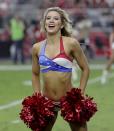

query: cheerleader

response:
[101,25,114,84]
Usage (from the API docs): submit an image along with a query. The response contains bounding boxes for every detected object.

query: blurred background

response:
[0,0,114,131]
[0,0,114,62]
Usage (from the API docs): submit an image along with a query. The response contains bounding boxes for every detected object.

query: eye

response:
[46,16,51,20]
[45,16,61,21]
[54,17,61,20]
[54,17,59,20]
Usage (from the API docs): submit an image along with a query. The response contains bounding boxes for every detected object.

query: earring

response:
[61,26,63,29]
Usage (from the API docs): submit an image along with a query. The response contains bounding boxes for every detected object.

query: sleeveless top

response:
[39,36,73,73]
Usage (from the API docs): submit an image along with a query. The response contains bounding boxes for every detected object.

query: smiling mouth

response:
[48,26,56,30]
[48,26,55,28]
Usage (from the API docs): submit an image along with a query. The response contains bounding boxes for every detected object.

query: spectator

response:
[9,15,25,64]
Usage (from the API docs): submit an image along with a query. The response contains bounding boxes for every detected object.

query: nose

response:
[49,17,54,23]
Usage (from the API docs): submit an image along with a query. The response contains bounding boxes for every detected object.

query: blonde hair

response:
[40,7,73,37]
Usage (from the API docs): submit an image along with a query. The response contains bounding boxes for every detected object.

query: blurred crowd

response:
[0,0,114,64]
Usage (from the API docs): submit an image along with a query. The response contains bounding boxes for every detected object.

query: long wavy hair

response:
[40,7,73,37]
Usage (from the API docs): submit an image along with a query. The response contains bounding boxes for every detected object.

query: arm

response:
[109,33,114,47]
[71,39,90,94]
[32,43,41,93]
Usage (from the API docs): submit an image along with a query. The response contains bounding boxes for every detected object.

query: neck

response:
[47,32,61,45]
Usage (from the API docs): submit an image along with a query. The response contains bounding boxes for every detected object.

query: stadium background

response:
[0,0,114,131]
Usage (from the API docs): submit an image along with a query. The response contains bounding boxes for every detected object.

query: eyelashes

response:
[46,17,61,21]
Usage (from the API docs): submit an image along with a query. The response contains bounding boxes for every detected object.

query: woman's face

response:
[45,11,63,35]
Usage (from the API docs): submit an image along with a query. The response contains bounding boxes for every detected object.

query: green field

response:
[0,66,114,131]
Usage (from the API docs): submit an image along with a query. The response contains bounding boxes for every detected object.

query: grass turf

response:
[0,69,114,131]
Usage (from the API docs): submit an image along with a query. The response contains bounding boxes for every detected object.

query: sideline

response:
[0,68,114,125]
[0,64,114,71]
[0,65,31,71]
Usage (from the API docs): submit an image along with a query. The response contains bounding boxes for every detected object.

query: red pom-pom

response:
[60,88,97,124]
[20,93,55,131]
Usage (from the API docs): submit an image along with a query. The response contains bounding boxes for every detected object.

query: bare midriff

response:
[42,71,73,101]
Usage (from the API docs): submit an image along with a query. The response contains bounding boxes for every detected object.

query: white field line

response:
[0,65,31,71]
[0,66,113,124]
[0,74,104,111]
[88,73,114,84]
[0,72,114,111]
[0,100,22,110]
[10,119,20,124]
[0,64,114,71]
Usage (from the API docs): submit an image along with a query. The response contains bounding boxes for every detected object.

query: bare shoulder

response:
[63,36,80,48]
[32,40,46,55]
[32,42,40,52]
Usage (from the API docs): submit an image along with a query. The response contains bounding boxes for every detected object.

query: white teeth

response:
[48,25,55,26]
[49,26,55,28]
